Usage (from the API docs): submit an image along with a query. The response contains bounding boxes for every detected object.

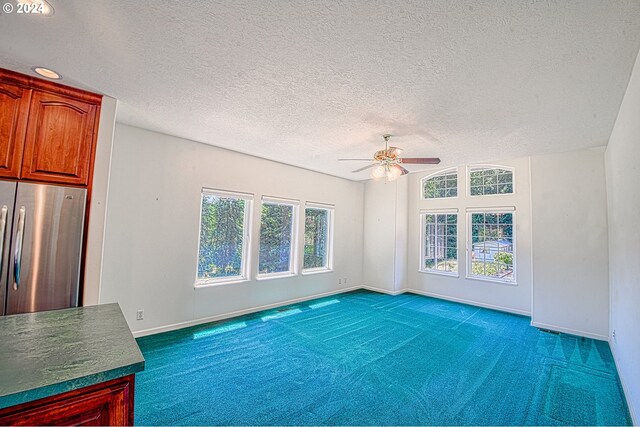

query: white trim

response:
[202,188,254,200]
[305,201,335,209]
[465,206,516,213]
[133,285,362,338]
[530,321,608,341]
[610,339,639,426]
[261,195,300,205]
[194,277,250,288]
[301,267,332,276]
[255,272,297,281]
[419,208,459,214]
[407,288,531,316]
[362,285,407,296]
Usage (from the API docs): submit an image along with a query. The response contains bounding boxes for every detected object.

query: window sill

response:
[194,277,250,288]
[256,272,297,281]
[302,268,332,276]
[418,269,459,278]
[465,275,517,286]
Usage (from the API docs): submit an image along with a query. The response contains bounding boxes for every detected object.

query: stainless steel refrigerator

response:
[0,180,86,315]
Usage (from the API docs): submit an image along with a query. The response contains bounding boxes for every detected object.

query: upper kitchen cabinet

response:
[0,82,31,179]
[22,90,99,185]
[0,68,102,186]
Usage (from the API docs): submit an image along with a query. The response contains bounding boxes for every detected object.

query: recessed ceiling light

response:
[32,67,62,80]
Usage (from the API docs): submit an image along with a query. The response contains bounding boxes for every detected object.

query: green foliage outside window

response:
[259,203,294,274]
[198,195,247,281]
[304,208,329,269]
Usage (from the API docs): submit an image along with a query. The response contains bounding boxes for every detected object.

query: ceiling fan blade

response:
[398,165,409,175]
[352,164,376,173]
[338,158,373,161]
[400,157,441,164]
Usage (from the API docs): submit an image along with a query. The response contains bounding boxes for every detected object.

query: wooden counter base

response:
[0,375,135,426]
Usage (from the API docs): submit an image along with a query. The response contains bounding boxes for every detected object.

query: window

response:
[468,210,515,283]
[303,204,334,272]
[420,212,458,275]
[469,167,513,196]
[197,189,252,285]
[422,169,458,199]
[258,197,298,277]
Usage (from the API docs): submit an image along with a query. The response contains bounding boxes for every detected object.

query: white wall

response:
[83,95,117,306]
[362,177,408,294]
[99,124,364,334]
[530,148,609,340]
[406,158,533,315]
[605,49,640,424]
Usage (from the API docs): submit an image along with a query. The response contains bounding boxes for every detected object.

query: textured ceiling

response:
[1,1,639,180]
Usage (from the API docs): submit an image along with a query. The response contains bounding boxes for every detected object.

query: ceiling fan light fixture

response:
[371,164,386,180]
[387,164,403,181]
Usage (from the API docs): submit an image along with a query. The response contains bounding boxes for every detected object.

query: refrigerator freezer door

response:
[6,183,86,315]
[0,180,17,316]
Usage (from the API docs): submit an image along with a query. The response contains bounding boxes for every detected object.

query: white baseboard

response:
[406,288,531,317]
[530,320,608,341]
[133,285,362,337]
[609,339,638,425]
[362,285,407,296]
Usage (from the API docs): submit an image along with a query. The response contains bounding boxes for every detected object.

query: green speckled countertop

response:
[0,303,145,409]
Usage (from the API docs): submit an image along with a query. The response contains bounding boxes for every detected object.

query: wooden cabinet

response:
[0,81,31,179]
[0,375,135,426]
[0,68,101,186]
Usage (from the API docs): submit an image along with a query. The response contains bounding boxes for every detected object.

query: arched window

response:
[469,166,514,196]
[422,168,457,199]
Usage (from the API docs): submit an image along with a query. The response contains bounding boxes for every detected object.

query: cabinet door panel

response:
[0,82,31,178]
[0,375,134,426]
[22,90,98,185]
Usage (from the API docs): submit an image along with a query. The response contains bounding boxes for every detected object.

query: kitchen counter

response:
[0,303,145,410]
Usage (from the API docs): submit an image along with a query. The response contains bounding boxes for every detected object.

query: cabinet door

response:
[0,375,134,426]
[21,90,99,186]
[0,82,31,178]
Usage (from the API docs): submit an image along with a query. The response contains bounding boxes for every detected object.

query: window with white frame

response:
[468,210,515,283]
[420,211,458,275]
[303,204,334,272]
[469,167,513,196]
[422,169,458,199]
[197,189,252,285]
[258,197,298,276]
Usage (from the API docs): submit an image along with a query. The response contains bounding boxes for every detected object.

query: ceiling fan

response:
[339,134,441,181]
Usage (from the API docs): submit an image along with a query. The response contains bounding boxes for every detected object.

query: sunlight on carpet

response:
[135,290,631,426]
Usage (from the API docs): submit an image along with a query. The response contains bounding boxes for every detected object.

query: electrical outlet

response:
[338,278,342,285]
[344,278,348,284]
[136,310,144,321]
[612,329,617,342]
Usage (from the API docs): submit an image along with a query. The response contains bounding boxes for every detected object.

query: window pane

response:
[469,211,515,282]
[259,203,294,274]
[422,213,457,274]
[304,208,330,270]
[198,194,248,281]
[469,167,513,196]
[423,170,458,199]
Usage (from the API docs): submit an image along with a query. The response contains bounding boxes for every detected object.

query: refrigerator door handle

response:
[0,205,7,276]
[13,206,26,291]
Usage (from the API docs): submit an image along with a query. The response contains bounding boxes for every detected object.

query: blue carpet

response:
[135,290,631,425]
